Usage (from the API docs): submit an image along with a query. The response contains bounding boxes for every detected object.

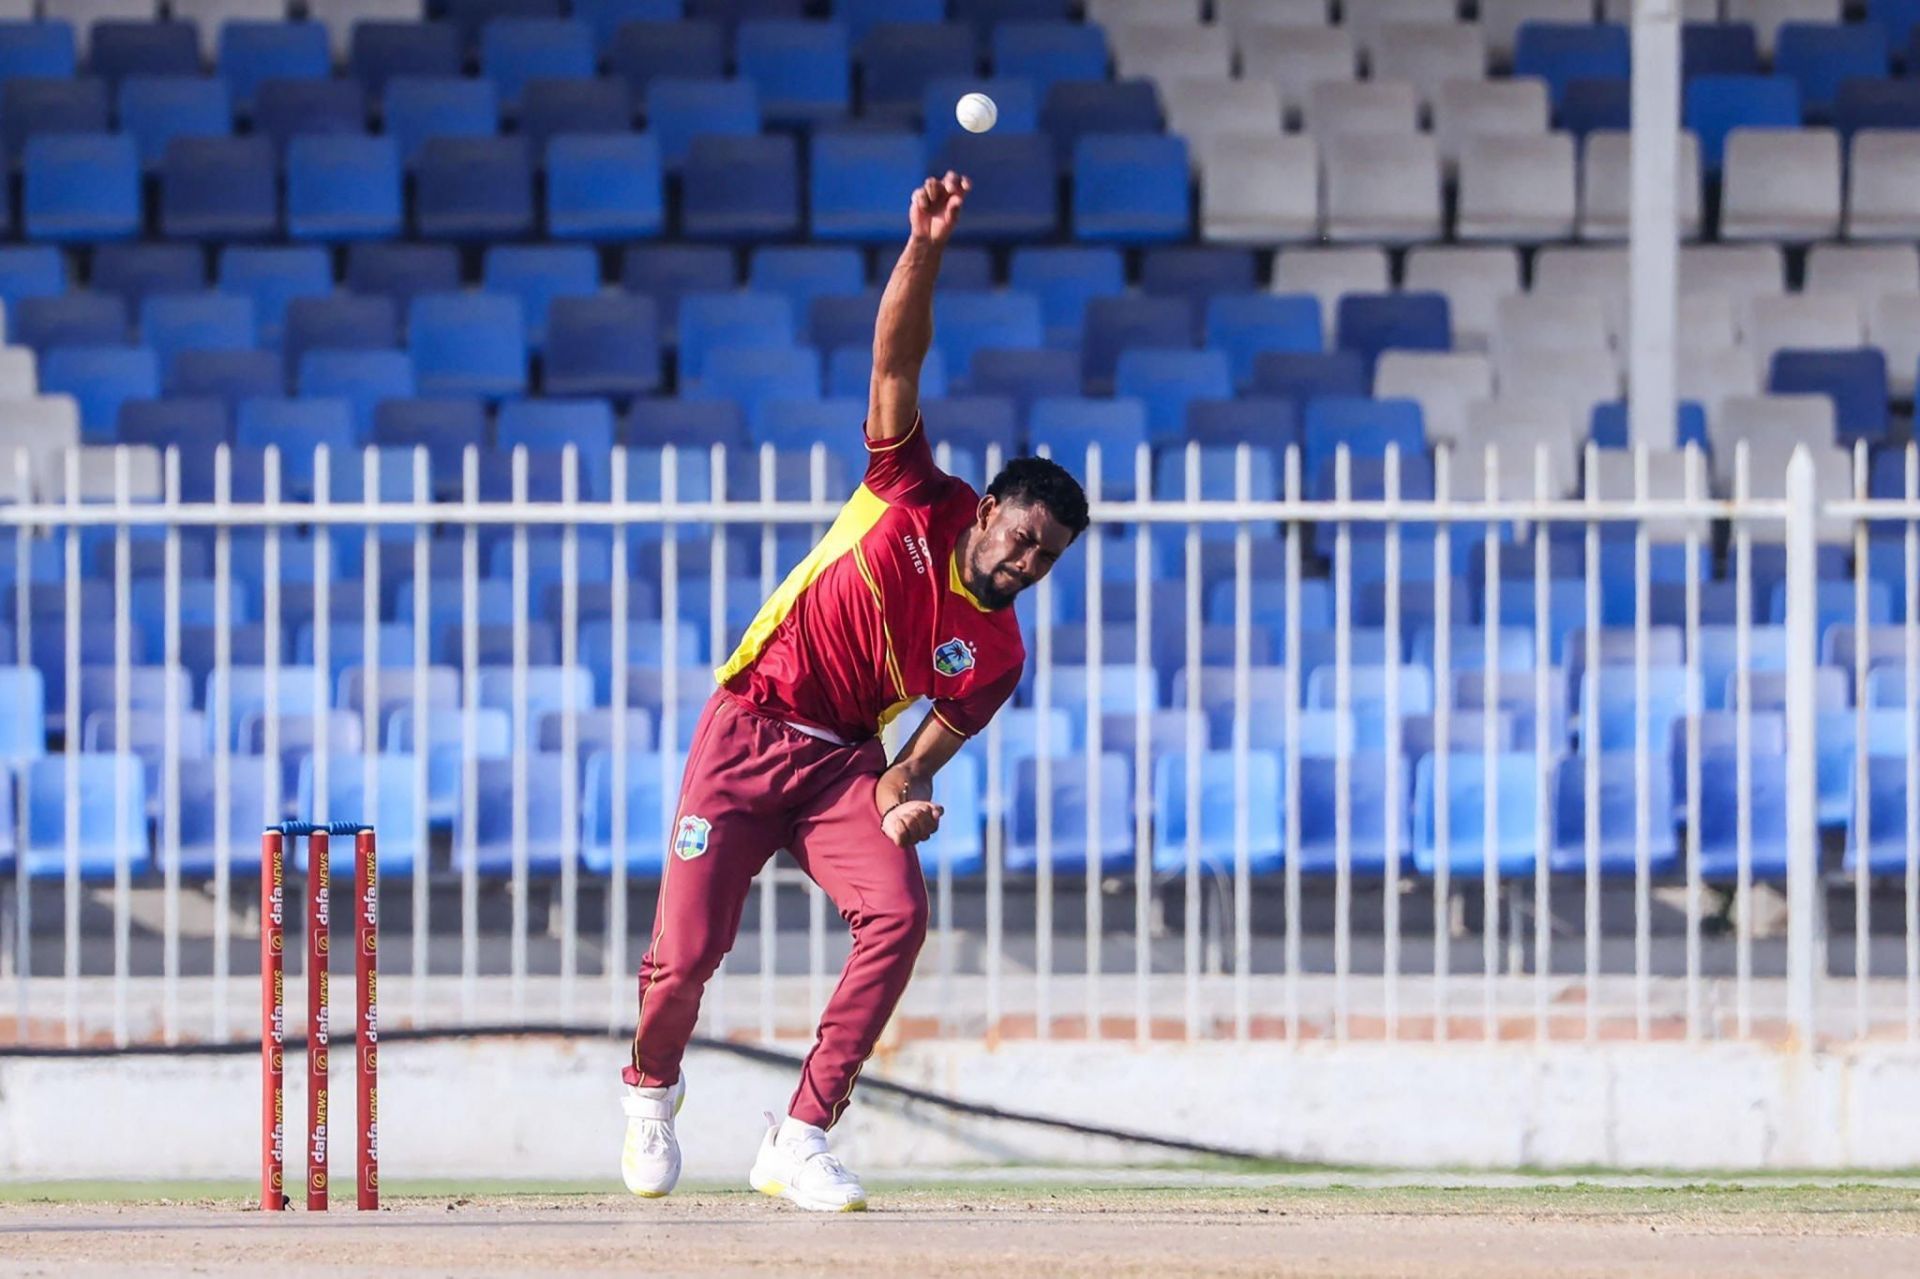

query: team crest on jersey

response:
[673,815,711,861]
[933,637,976,677]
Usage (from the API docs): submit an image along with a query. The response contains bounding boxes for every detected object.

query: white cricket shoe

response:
[621,1074,686,1198]
[749,1113,867,1213]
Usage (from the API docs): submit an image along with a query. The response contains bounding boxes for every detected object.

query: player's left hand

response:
[882,799,944,848]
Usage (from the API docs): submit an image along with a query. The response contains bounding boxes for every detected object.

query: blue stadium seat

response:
[837,0,940,44]
[575,0,682,45]
[384,75,497,165]
[172,350,283,407]
[1559,77,1630,135]
[415,136,534,239]
[621,243,735,339]
[930,132,1059,242]
[676,291,793,380]
[1114,350,1231,443]
[1143,246,1258,315]
[1767,349,1889,442]
[858,22,974,119]
[297,349,415,433]
[917,394,1020,460]
[293,753,423,873]
[1696,750,1791,878]
[827,343,948,399]
[808,290,878,356]
[916,750,983,877]
[24,132,139,241]
[457,754,574,875]
[1335,293,1451,371]
[580,749,676,873]
[1550,751,1680,875]
[349,21,462,97]
[1845,753,1914,875]
[117,396,229,451]
[608,21,727,104]
[480,17,595,113]
[0,245,66,306]
[923,75,1037,150]
[384,703,511,827]
[14,292,125,352]
[345,243,460,310]
[748,246,863,340]
[1081,295,1190,392]
[497,396,617,494]
[1072,133,1190,243]
[1834,77,1920,136]
[1574,665,1690,755]
[736,17,849,124]
[90,22,200,87]
[251,78,366,156]
[1292,753,1399,874]
[1005,752,1131,873]
[0,21,78,82]
[544,296,662,398]
[1045,80,1162,165]
[141,292,255,385]
[1151,749,1284,874]
[90,244,202,310]
[644,76,758,170]
[1009,246,1124,348]
[1867,0,1920,44]
[541,132,662,240]
[477,664,594,735]
[482,245,599,349]
[372,396,488,479]
[218,246,332,349]
[158,136,277,241]
[1513,22,1630,108]
[969,349,1080,420]
[1206,295,1322,390]
[1302,397,1425,485]
[166,754,273,876]
[748,396,866,474]
[687,345,819,426]
[42,345,159,436]
[521,77,631,149]
[953,0,1069,44]
[1411,751,1541,878]
[1186,396,1297,450]
[21,754,147,881]
[1684,74,1801,173]
[932,290,1043,387]
[236,397,360,493]
[0,666,45,761]
[1682,22,1760,79]
[681,133,800,240]
[218,21,330,115]
[809,132,927,241]
[1589,400,1711,452]
[442,0,567,47]
[1774,22,1889,120]
[409,292,528,398]
[287,135,403,241]
[3,76,107,163]
[991,20,1106,101]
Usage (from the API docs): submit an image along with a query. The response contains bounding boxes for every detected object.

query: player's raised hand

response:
[909,172,969,245]
[882,799,944,848]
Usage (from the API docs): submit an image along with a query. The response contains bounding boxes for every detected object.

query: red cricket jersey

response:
[716,416,1025,744]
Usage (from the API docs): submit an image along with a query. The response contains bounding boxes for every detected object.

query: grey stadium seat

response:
[0,347,36,399]
[1374,351,1494,447]
[1086,0,1202,26]
[1404,245,1521,352]
[1679,244,1785,311]
[1725,0,1841,58]
[1162,79,1283,152]
[0,396,80,481]
[310,0,426,60]
[1735,439,1852,542]
[1109,22,1233,87]
[1456,397,1581,498]
[1239,26,1357,128]
[1216,0,1330,36]
[1305,80,1420,139]
[1843,131,1920,242]
[46,445,163,503]
[1494,349,1621,430]
[43,0,163,55]
[1742,293,1864,369]
[1482,0,1596,64]
[1677,346,1762,441]
[1342,0,1460,61]
[1199,134,1319,244]
[1602,0,1721,20]
[1433,78,1549,171]
[1368,22,1486,112]
[1273,246,1390,336]
[1804,244,1920,306]
[1714,393,1836,464]
[1579,130,1703,241]
[1323,132,1442,243]
[1719,129,1842,242]
[174,0,293,60]
[1455,133,1576,243]
[1869,294,1920,398]
[1493,294,1614,360]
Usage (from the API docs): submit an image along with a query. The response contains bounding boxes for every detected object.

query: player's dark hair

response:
[987,456,1091,537]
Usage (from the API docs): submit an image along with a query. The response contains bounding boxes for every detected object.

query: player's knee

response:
[869,892,929,952]
[654,928,729,983]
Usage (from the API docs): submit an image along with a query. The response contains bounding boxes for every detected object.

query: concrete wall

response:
[4,1037,1919,1181]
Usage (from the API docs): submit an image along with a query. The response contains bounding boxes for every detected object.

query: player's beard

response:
[968,559,1026,611]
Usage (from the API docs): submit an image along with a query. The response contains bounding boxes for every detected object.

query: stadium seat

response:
[932,133,1059,241]
[220,247,333,350]
[1079,296,1190,393]
[643,76,759,170]
[1411,751,1542,878]
[923,75,1037,151]
[1304,79,1417,139]
[749,247,863,340]
[932,291,1043,388]
[969,350,1079,420]
[23,132,139,242]
[675,291,793,382]
[735,17,849,125]
[1844,130,1920,240]
[349,21,461,98]
[1456,133,1576,243]
[372,396,487,477]
[991,20,1107,101]
[479,17,594,114]
[384,75,497,166]
[1696,749,1791,878]
[520,77,630,150]
[544,134,663,240]
[297,349,414,434]
[1513,22,1630,108]
[41,345,158,436]
[1336,293,1450,373]
[1295,754,1401,875]
[236,397,358,490]
[1834,78,1920,137]
[160,137,278,242]
[14,293,124,353]
[442,0,565,48]
[21,753,148,880]
[141,292,254,387]
[1846,753,1915,875]
[580,749,676,873]
[687,346,819,427]
[1323,133,1442,243]
[90,21,200,86]
[252,79,367,158]
[481,245,598,350]
[543,296,661,398]
[810,133,927,242]
[170,350,282,407]
[1773,22,1888,120]
[681,134,800,240]
[1684,74,1801,173]
[286,135,403,241]
[1720,127,1842,240]
[218,21,330,116]
[415,137,534,240]
[1682,20,1761,79]
[116,397,228,453]
[345,243,459,311]
[1198,134,1319,245]
[1005,753,1131,874]
[1042,78,1162,168]
[408,292,526,398]
[1151,749,1284,874]
[607,21,727,106]
[90,244,202,309]
[1550,751,1681,876]
[1009,247,1124,349]
[1113,350,1230,443]
[1767,349,1889,442]
[858,22,974,119]
[293,754,423,872]
[0,74,105,165]
[1028,396,1148,487]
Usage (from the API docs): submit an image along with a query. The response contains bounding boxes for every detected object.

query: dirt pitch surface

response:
[3,1182,1918,1278]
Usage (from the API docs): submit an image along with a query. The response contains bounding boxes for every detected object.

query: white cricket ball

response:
[956,92,998,133]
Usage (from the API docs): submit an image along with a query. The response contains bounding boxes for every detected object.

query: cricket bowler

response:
[619,171,1090,1211]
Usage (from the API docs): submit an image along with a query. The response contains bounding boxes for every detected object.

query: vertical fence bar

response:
[61,450,78,1046]
[1332,447,1352,1041]
[1034,484,1054,1042]
[260,828,285,1211]
[1132,442,1151,1044]
[560,447,581,1023]
[1182,441,1202,1040]
[409,448,430,1028]
[355,826,378,1211]
[1482,446,1501,1039]
[706,443,727,1033]
[1283,445,1302,1040]
[1684,445,1705,1040]
[1582,442,1601,1038]
[1783,448,1821,1042]
[509,448,530,1020]
[1532,445,1553,1040]
[1734,443,1754,1037]
[608,447,631,1031]
[1907,442,1919,1043]
[212,447,234,1040]
[1852,442,1871,1038]
[802,446,823,1025]
[313,450,332,843]
[1383,446,1403,1040]
[1084,445,1104,1038]
[161,447,182,1044]
[12,451,29,1031]
[359,449,381,1033]
[1633,443,1652,1040]
[459,447,479,1021]
[306,829,330,1211]
[111,449,132,1045]
[1433,447,1452,1040]
[1232,443,1252,1041]
[757,444,777,1041]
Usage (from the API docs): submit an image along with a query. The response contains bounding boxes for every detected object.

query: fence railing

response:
[1,438,1915,1052]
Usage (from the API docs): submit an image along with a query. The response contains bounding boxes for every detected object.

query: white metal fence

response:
[1,438,1915,1053]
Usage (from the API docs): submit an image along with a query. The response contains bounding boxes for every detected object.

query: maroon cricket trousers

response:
[626,690,929,1129]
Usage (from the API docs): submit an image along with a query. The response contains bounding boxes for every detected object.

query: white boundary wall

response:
[5,1037,1920,1181]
